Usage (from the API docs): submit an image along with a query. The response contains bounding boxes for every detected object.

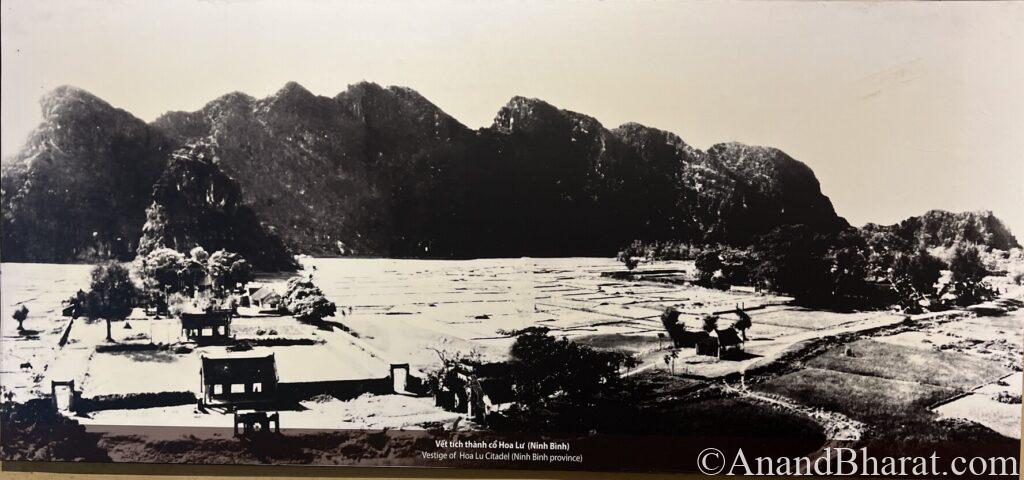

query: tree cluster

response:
[689,224,996,312]
[137,246,252,307]
[694,247,758,289]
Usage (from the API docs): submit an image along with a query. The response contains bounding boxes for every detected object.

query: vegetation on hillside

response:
[135,142,296,271]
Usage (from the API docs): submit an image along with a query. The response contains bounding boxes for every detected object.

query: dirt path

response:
[723,383,864,442]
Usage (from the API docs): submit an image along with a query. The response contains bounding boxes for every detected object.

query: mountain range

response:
[2,82,1014,267]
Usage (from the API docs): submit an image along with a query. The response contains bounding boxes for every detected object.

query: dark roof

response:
[181,311,231,329]
[478,376,516,404]
[716,328,743,347]
[461,362,516,404]
[201,354,277,385]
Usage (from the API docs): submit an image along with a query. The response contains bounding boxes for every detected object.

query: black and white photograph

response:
[1,0,1021,476]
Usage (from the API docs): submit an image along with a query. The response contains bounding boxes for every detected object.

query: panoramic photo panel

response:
[1,0,1021,476]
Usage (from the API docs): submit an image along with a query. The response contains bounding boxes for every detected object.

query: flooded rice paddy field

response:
[1,259,1020,439]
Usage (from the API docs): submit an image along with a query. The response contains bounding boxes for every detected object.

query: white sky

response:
[2,0,1022,236]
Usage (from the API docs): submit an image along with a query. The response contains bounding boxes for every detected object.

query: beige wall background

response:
[1,0,1022,477]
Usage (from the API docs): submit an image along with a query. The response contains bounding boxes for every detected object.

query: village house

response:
[695,327,745,360]
[244,284,284,311]
[199,354,278,408]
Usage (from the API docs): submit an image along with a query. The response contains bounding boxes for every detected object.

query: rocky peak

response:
[203,91,256,114]
[612,122,701,161]
[2,86,173,262]
[335,82,467,140]
[893,209,1020,250]
[260,81,330,116]
[707,142,816,186]
[491,96,558,133]
[277,80,312,96]
[40,85,114,118]
[491,96,604,139]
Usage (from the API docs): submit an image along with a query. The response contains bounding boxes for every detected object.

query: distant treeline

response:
[619,222,1019,312]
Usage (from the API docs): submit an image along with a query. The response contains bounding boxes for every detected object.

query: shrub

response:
[0,399,112,461]
[993,392,1021,404]
[948,243,994,305]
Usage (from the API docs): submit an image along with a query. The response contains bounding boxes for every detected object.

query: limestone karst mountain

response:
[136,143,297,271]
[863,210,1021,251]
[3,82,862,263]
[1,86,173,262]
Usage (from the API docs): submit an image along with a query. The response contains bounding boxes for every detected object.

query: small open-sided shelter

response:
[180,311,232,341]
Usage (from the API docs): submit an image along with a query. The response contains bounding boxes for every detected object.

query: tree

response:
[824,229,872,307]
[694,249,724,286]
[424,347,482,398]
[83,263,137,342]
[189,246,209,263]
[207,250,253,295]
[0,399,112,462]
[283,276,337,323]
[889,249,944,312]
[12,305,29,331]
[660,306,681,330]
[663,349,679,375]
[660,306,688,347]
[948,244,992,306]
[701,314,719,333]
[733,311,752,341]
[64,290,88,319]
[178,257,207,296]
[864,227,913,280]
[288,294,337,323]
[140,248,186,296]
